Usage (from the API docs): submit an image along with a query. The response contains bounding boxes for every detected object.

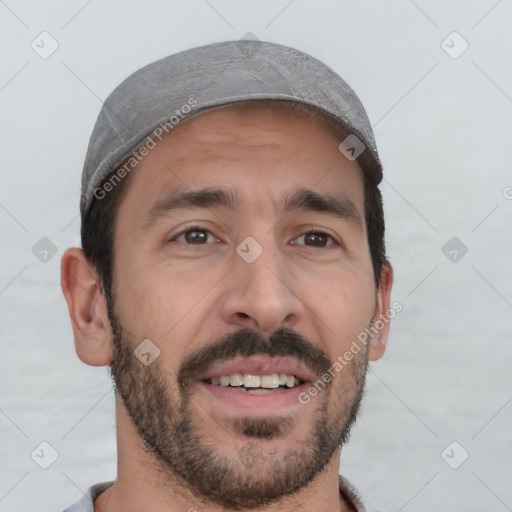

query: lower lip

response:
[198,381,308,415]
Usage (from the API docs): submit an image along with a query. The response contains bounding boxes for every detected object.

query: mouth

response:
[204,372,304,395]
[195,356,314,414]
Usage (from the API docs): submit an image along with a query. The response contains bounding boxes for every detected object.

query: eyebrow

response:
[143,186,363,231]
[281,189,363,230]
[143,187,239,229]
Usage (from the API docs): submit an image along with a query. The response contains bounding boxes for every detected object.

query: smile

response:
[205,373,303,395]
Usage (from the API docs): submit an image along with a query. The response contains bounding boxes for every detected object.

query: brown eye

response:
[305,232,328,247]
[172,228,217,244]
[184,230,208,244]
[295,231,334,248]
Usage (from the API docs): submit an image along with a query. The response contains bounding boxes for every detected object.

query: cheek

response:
[298,265,375,339]
[112,253,170,337]
[112,256,222,343]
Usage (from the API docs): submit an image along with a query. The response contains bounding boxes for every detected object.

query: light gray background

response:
[1,1,511,510]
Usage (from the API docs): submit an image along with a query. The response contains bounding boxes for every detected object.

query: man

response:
[61,40,394,512]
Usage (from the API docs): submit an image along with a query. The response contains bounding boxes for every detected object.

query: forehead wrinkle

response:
[146,105,342,174]
[163,145,293,177]
[160,118,298,164]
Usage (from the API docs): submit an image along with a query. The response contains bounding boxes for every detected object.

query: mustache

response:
[178,327,332,388]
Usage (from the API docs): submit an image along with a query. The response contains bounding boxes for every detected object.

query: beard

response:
[108,311,369,510]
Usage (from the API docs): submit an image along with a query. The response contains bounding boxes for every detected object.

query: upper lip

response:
[197,356,315,383]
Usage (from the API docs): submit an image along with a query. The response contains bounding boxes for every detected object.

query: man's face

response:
[108,104,385,509]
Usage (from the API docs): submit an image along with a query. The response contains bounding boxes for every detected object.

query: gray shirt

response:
[62,476,385,512]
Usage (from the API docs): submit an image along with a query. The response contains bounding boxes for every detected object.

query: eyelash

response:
[170,225,338,248]
[170,225,219,244]
[295,229,336,247]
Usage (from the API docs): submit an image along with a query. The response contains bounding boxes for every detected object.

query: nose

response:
[220,241,305,335]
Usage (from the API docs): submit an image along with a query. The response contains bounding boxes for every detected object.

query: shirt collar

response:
[81,476,375,512]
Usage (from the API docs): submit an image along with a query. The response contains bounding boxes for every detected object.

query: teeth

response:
[243,374,260,388]
[208,373,301,389]
[260,374,279,388]
[219,375,230,386]
[229,373,243,386]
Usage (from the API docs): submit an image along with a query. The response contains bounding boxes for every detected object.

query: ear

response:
[60,247,113,366]
[368,261,394,361]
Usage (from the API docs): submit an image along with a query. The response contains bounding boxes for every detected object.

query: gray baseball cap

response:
[81,40,383,219]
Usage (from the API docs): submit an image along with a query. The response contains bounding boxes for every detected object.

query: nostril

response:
[237,312,250,319]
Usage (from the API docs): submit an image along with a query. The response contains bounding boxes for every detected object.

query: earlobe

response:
[60,248,113,366]
[368,261,394,361]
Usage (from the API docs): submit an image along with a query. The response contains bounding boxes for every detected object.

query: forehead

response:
[116,102,366,220]
[167,102,351,163]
